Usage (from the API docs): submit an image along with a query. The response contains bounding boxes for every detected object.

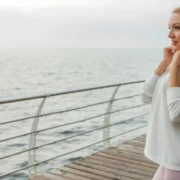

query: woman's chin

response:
[175,47,180,51]
[172,45,180,51]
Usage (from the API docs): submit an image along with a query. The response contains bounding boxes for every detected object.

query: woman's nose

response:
[168,29,175,38]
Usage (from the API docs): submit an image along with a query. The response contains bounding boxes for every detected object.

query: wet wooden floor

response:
[31,134,158,180]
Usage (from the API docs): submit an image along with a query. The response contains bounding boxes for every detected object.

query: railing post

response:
[28,97,46,179]
[103,85,120,148]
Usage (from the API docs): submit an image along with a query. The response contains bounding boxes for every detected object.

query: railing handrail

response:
[0,102,145,143]
[0,79,146,179]
[0,80,144,104]
[0,94,140,126]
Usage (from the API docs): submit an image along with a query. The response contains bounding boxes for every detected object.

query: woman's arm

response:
[140,47,174,104]
[140,59,171,104]
[140,60,169,104]
[154,59,172,76]
[168,65,180,87]
[167,51,180,123]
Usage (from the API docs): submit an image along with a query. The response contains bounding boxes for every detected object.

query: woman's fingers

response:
[172,50,176,53]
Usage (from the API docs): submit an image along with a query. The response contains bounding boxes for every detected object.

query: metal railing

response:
[0,80,147,179]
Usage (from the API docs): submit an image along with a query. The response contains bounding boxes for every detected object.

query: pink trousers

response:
[153,166,180,180]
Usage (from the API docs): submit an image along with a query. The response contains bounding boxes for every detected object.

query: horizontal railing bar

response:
[0,113,148,160]
[0,124,147,179]
[31,113,148,149]
[0,80,144,105]
[0,94,140,126]
[0,132,30,143]
[0,103,146,143]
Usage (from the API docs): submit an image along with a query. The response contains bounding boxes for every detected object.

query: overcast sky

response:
[0,0,179,48]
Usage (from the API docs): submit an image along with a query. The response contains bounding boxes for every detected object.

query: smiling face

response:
[168,13,180,51]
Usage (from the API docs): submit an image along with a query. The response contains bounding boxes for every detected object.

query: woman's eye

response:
[168,27,180,29]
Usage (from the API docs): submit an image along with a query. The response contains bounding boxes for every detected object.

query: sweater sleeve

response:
[167,87,180,123]
[140,72,160,104]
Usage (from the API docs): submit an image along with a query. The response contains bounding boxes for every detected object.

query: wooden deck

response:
[31,134,158,180]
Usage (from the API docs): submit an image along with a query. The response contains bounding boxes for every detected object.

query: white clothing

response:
[140,65,180,170]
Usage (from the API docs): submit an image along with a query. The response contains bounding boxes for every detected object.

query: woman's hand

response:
[163,46,176,65]
[171,51,180,69]
[154,47,176,76]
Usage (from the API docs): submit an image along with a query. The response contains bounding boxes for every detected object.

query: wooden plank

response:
[44,169,92,180]
[82,157,155,177]
[127,136,146,142]
[122,141,146,148]
[57,166,114,180]
[104,147,144,157]
[43,172,70,180]
[97,152,158,169]
[114,148,144,157]
[128,137,145,141]
[72,159,152,180]
[118,144,145,154]
[104,148,157,164]
[64,163,135,180]
[129,139,146,145]
[122,140,146,147]
[122,141,145,149]
[88,154,157,172]
[98,151,157,168]
[135,135,146,139]
[30,176,50,180]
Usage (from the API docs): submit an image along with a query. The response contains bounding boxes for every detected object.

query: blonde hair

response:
[172,7,180,14]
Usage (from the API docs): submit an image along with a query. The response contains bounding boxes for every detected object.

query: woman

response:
[140,7,180,180]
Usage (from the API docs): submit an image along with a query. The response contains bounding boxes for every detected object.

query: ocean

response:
[0,48,161,179]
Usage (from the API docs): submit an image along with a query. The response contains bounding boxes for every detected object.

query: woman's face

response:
[168,13,180,51]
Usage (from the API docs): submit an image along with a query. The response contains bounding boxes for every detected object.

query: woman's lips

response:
[172,41,178,45]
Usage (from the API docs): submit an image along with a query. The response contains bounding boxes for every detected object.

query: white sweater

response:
[140,64,180,171]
